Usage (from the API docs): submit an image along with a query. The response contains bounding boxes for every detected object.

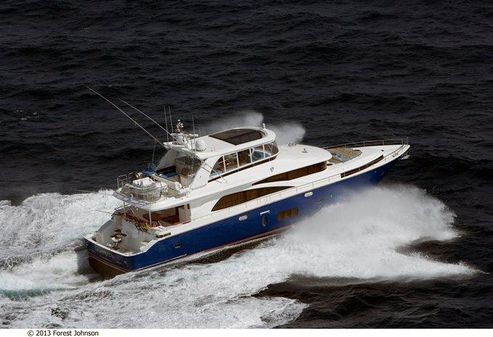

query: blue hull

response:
[86,161,395,275]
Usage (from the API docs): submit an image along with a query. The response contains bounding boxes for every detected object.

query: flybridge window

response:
[212,157,225,175]
[224,153,239,172]
[213,157,226,174]
[210,129,264,145]
[252,142,278,162]
[238,149,251,166]
[252,145,265,162]
[175,156,201,175]
[212,186,290,211]
[209,141,279,181]
[175,156,202,186]
[175,156,201,168]
[264,142,279,156]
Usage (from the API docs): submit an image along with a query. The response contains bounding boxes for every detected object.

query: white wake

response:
[0,185,475,328]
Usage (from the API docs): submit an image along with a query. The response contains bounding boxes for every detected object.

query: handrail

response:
[116,171,142,189]
[323,137,408,150]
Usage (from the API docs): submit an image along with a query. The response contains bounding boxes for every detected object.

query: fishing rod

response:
[86,86,166,148]
[118,98,176,141]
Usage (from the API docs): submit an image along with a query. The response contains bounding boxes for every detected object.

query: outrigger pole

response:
[119,98,176,141]
[86,86,166,148]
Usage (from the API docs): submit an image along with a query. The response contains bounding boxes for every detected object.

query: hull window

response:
[277,208,299,221]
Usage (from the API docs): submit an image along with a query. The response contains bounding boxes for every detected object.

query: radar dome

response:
[195,139,207,151]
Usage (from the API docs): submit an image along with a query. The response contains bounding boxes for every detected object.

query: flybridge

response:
[163,125,277,160]
[85,86,280,203]
[116,124,280,204]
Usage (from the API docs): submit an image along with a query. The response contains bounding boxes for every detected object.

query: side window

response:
[273,142,278,154]
[224,153,239,172]
[238,149,251,167]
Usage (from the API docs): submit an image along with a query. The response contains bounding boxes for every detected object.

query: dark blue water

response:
[0,0,492,328]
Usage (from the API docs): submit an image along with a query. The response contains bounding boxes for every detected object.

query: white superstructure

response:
[89,123,409,260]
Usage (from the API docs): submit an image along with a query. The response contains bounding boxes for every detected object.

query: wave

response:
[0,190,119,262]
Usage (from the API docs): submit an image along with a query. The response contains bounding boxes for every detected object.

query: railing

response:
[323,137,409,150]
[117,172,140,190]
[121,184,163,202]
[116,172,164,202]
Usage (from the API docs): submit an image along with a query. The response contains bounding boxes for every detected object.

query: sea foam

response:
[0,185,474,328]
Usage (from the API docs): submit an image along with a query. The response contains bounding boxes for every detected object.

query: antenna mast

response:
[192,115,196,147]
[164,106,169,142]
[169,106,174,131]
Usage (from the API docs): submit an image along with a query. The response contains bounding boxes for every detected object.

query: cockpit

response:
[156,153,202,188]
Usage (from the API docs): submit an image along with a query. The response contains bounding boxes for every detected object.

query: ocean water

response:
[0,0,492,328]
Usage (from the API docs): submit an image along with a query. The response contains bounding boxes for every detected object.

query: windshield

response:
[175,156,201,175]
